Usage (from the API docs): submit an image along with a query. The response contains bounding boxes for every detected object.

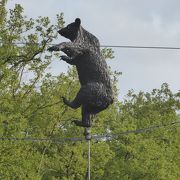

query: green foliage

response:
[102,83,180,180]
[101,48,114,59]
[0,2,179,179]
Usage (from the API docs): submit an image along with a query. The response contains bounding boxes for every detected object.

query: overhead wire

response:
[1,41,180,50]
[100,45,180,50]
[0,121,179,144]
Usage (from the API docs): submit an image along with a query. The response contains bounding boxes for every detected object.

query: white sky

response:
[7,0,180,100]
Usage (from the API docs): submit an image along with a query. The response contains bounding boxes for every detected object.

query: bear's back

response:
[75,51,111,87]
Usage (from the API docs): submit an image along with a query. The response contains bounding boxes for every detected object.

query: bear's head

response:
[58,18,81,42]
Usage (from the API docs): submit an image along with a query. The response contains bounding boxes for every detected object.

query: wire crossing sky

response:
[2,41,180,50]
[0,121,179,144]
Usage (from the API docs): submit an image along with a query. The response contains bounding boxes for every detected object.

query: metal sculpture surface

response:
[48,18,114,127]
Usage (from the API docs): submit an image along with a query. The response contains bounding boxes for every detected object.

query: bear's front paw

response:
[60,55,70,61]
[47,45,59,52]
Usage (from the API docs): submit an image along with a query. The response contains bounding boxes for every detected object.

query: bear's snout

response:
[58,29,64,35]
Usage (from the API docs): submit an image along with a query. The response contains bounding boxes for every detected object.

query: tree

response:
[102,83,180,180]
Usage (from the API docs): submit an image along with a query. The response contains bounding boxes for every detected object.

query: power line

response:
[101,45,180,50]
[94,121,180,140]
[0,136,84,144]
[1,41,180,50]
[0,121,179,143]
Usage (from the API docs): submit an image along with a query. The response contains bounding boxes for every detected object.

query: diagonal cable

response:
[0,121,179,143]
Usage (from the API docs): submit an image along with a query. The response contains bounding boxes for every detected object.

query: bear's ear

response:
[75,18,81,27]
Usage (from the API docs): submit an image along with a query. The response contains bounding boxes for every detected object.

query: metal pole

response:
[88,140,90,180]
[84,128,91,180]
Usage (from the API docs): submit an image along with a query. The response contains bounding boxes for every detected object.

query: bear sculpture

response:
[48,18,114,127]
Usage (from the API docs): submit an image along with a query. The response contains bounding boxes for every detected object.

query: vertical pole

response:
[88,140,90,180]
[84,128,91,180]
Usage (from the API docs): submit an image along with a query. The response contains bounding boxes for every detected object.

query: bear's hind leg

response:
[62,96,81,109]
[73,106,92,127]
[62,88,84,109]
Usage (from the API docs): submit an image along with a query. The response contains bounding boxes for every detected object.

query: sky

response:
[6,0,180,100]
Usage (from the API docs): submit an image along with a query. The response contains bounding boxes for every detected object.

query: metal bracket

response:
[84,127,91,140]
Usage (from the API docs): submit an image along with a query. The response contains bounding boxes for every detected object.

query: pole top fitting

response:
[84,128,91,140]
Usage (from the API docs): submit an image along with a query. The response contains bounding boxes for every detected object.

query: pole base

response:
[84,128,91,140]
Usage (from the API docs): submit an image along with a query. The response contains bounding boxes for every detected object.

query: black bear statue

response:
[48,18,114,127]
